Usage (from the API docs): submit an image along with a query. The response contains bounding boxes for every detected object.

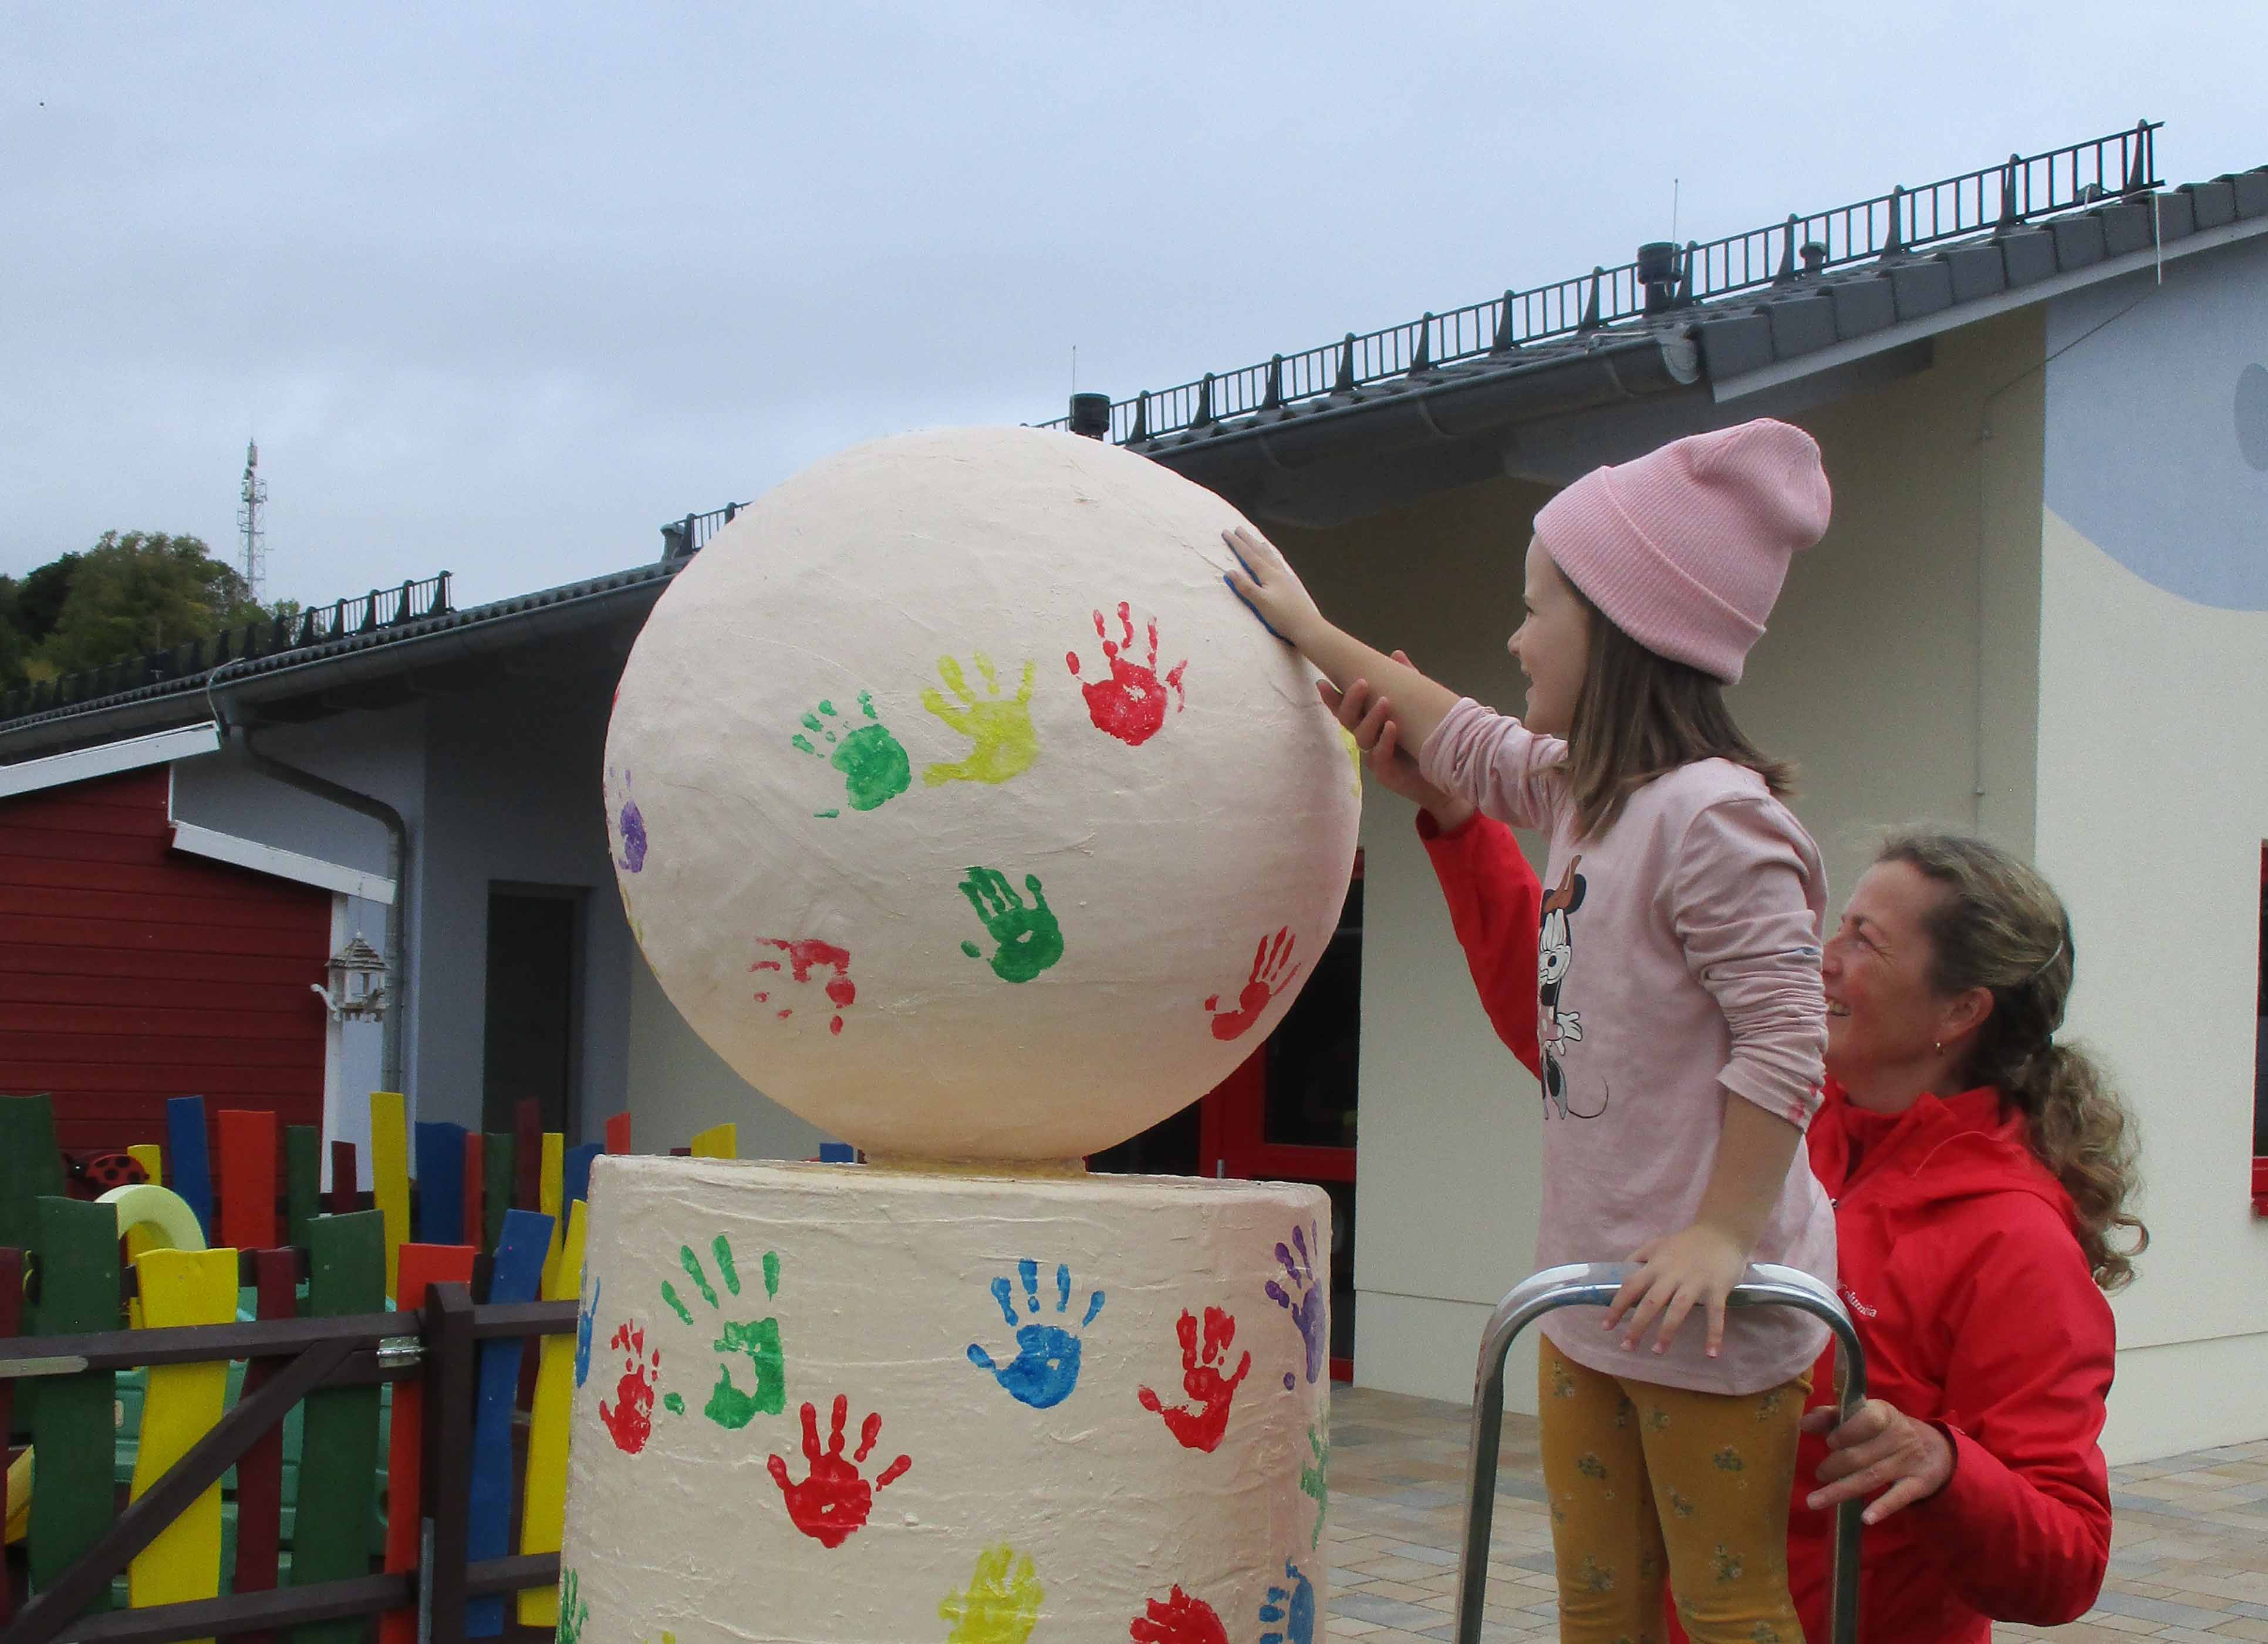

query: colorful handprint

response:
[1135,1305,1251,1453]
[794,692,911,817]
[1129,1586,1228,1644]
[751,937,856,1034]
[939,1544,1045,1644]
[555,1568,588,1644]
[1066,603,1187,747]
[1258,1561,1315,1644]
[1202,927,1302,1042]
[921,654,1038,787]
[967,1258,1105,1409]
[659,1235,784,1428]
[957,867,1064,983]
[766,1394,912,1548]
[1300,1424,1330,1549]
[1267,1223,1327,1389]
[610,769,647,872]
[599,1321,659,1455]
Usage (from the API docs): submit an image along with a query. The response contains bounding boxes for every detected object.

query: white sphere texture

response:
[604,426,1361,1160]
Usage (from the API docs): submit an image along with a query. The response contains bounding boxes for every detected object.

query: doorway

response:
[482,885,585,1137]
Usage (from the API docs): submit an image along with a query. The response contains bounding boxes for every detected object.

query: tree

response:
[39,532,272,676]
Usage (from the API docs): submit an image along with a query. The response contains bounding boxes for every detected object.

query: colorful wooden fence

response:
[0,1090,746,1641]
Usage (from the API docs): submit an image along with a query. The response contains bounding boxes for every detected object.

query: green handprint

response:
[939,1544,1045,1644]
[659,1235,785,1429]
[956,867,1064,984]
[793,691,912,816]
[920,654,1038,788]
[555,1569,588,1644]
[1299,1423,1330,1548]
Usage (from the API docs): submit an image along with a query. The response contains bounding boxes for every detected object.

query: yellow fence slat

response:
[688,1122,737,1159]
[370,1092,411,1300]
[538,1133,565,1294]
[127,1246,240,1633]
[517,1198,588,1629]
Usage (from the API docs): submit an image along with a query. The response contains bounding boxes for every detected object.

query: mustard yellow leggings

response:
[1537,1335,1810,1644]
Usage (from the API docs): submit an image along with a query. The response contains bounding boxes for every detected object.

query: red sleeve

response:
[1905,1204,2116,1623]
[1415,808,1543,1079]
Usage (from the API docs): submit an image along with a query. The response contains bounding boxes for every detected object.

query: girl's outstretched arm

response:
[1222,525,1463,755]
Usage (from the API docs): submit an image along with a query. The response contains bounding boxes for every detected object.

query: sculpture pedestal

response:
[561,1157,1331,1644]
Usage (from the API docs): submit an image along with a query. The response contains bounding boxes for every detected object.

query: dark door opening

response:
[482,886,585,1138]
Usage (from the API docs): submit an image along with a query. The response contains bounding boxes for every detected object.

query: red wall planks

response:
[0,766,330,1162]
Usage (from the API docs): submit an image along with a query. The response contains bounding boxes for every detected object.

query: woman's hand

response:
[1803,1399,1956,1525]
[1602,1223,1749,1358]
[1222,525,1325,648]
[1318,650,1474,826]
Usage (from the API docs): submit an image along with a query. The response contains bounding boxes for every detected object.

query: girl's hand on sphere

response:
[1222,526,1325,647]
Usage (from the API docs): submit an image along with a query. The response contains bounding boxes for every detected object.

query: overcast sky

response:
[6,5,2261,610]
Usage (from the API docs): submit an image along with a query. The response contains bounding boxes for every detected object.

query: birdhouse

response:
[312,933,388,1022]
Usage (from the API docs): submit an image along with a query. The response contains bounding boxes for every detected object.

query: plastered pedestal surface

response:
[561,1158,1332,1644]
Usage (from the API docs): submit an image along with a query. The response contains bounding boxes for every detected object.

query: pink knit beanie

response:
[1531,418,1830,684]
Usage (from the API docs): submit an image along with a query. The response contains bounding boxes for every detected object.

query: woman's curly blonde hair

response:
[1880,830,2148,1292]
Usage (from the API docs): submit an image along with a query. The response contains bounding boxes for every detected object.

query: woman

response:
[1331,669,2144,1642]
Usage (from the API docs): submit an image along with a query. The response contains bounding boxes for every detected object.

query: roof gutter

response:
[205,657,413,1100]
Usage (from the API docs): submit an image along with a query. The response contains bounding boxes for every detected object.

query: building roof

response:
[1049,123,2268,522]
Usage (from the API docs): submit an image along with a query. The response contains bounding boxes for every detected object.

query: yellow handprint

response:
[939,1544,1044,1644]
[921,654,1038,788]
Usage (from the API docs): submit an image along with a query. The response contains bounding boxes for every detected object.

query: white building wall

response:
[2037,238,2268,1462]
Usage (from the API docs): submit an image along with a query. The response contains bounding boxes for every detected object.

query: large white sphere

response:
[604,426,1359,1160]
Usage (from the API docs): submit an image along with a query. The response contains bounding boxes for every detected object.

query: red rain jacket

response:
[1419,810,2115,1641]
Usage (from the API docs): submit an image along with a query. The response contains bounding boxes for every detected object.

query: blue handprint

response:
[966,1258,1105,1409]
[1266,1223,1327,1390]
[1258,1560,1315,1644]
[573,1275,600,1388]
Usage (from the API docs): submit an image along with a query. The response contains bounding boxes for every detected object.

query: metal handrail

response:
[1045,120,2161,447]
[1454,1261,1866,1644]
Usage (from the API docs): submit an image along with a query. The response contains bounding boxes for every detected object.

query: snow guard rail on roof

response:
[1043,119,2163,447]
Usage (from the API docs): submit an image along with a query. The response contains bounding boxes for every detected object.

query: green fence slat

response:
[27,1194,122,1611]
[285,1125,323,1251]
[289,1209,385,1644]
[0,1094,67,1254]
[481,1132,514,1254]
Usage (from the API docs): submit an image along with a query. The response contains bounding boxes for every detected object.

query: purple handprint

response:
[1265,1224,1327,1390]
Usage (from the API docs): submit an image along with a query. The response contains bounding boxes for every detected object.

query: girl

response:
[1224,418,1838,1643]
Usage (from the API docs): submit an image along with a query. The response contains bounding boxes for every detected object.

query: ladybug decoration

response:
[65,1151,150,1199]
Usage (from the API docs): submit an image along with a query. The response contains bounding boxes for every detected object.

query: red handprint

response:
[751,938,856,1034]
[1202,927,1302,1042]
[767,1394,912,1548]
[1136,1305,1251,1453]
[599,1322,657,1456]
[1067,603,1188,747]
[1129,1586,1228,1644]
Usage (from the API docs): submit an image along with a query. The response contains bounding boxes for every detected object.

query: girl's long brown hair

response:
[1880,830,2148,1292]
[1562,583,1795,839]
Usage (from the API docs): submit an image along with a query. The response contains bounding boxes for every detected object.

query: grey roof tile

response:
[1821,274,1896,339]
[1885,257,1954,320]
[1997,226,2059,287]
[2229,168,2268,218]
[2093,199,2155,256]
[1759,292,1837,356]
[1693,312,1774,377]
[1938,241,2007,302]
[2183,177,2237,229]
[2051,214,2107,271]
[2155,187,2198,239]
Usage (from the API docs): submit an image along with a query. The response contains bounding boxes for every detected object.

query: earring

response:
[1933,1041,1943,1054]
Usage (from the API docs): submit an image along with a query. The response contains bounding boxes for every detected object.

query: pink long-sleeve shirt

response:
[1420,698,1837,1395]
